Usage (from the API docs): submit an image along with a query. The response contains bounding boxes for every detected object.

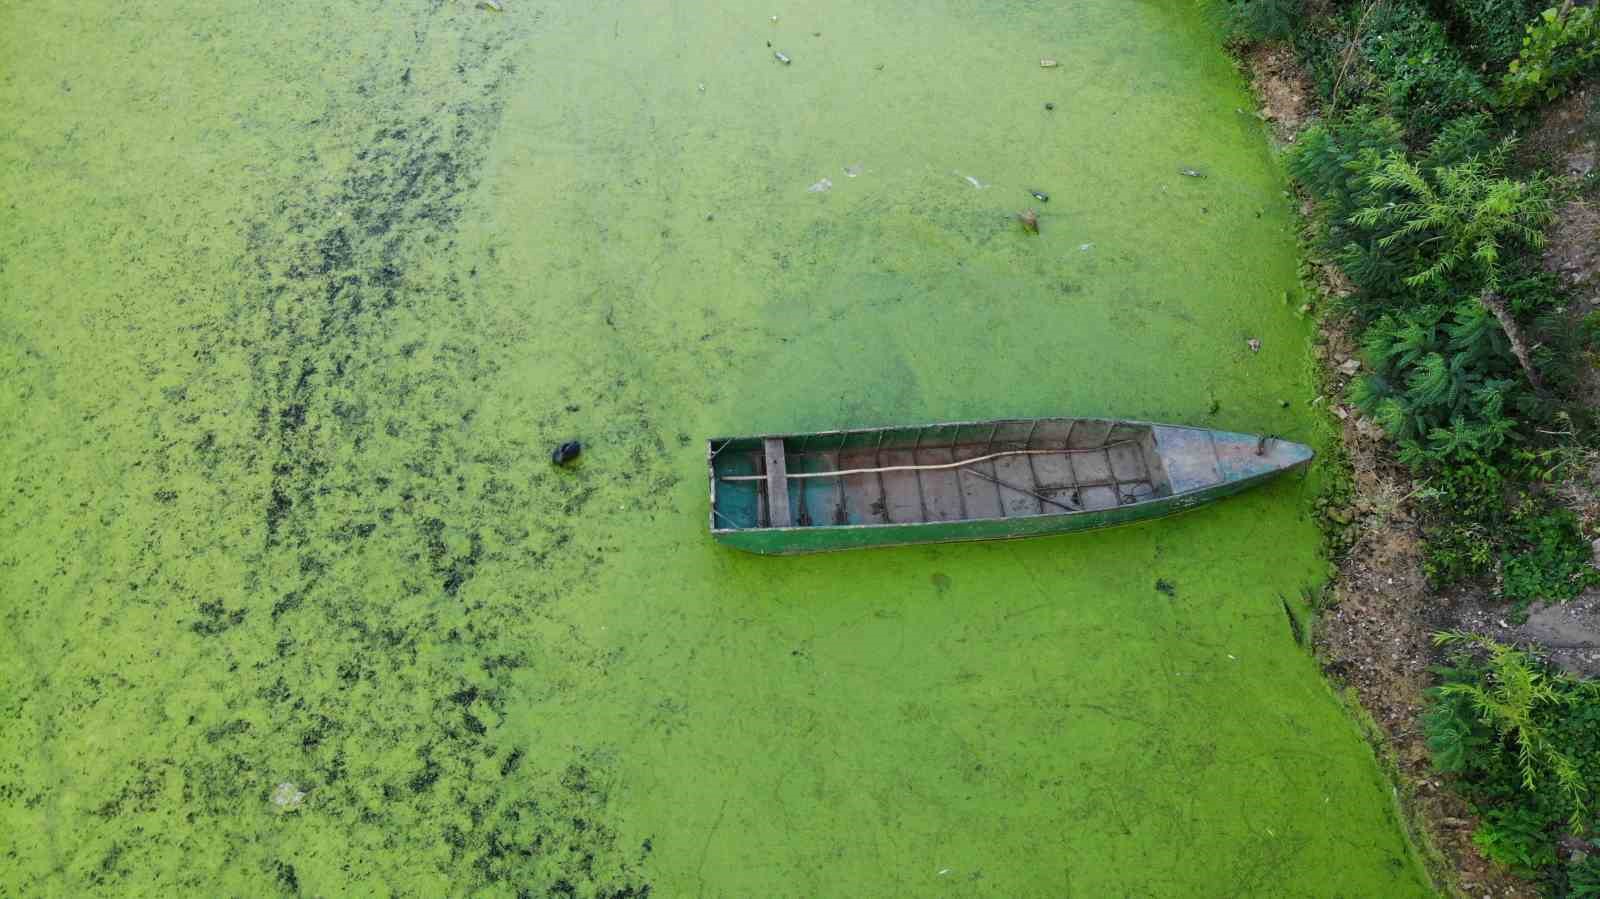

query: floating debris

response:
[697,82,706,93]
[1017,209,1039,234]
[1179,168,1206,178]
[775,51,791,64]
[807,177,833,193]
[271,782,305,810]
[1044,102,1055,111]
[1040,58,1058,68]
[551,440,583,466]
[1247,338,1262,353]
[1079,242,1093,251]
[1028,188,1049,202]
[844,162,864,178]
[960,173,984,189]
[477,0,503,10]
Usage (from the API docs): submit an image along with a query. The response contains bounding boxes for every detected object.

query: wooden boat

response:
[707,417,1312,554]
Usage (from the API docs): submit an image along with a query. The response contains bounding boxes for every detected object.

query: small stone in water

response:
[272,782,305,810]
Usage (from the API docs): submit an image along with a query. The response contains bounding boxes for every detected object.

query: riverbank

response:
[1220,1,1600,893]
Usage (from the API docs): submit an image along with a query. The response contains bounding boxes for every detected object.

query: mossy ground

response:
[2,1,1434,895]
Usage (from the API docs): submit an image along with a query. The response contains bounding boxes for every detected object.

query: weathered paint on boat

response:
[707,417,1312,555]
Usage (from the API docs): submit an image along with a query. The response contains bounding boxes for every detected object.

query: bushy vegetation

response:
[1425,634,1600,884]
[1417,460,1600,604]
[1231,0,1600,890]
[1502,3,1600,108]
[1204,0,1306,42]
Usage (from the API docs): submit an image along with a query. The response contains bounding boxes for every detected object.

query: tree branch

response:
[1478,291,1545,391]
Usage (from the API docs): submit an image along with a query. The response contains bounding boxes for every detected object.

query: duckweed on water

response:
[1,1,1433,895]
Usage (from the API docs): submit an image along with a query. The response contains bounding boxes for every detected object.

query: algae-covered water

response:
[1,0,1435,895]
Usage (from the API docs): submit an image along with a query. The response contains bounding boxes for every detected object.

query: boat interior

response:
[709,419,1174,531]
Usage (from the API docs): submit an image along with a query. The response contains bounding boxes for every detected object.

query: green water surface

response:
[1,0,1434,895]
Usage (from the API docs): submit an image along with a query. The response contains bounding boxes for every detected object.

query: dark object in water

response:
[1281,595,1304,646]
[1155,579,1176,597]
[551,440,582,466]
[1017,209,1039,234]
[1044,102,1055,110]
[1028,188,1049,202]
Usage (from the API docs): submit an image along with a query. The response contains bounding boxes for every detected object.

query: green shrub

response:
[1501,4,1600,108]
[1296,0,1488,134]
[1472,804,1562,869]
[1417,468,1600,602]
[1500,499,1600,604]
[1351,137,1556,293]
[1442,0,1553,69]
[1199,0,1305,42]
[1572,851,1600,898]
[1349,301,1522,465]
[1424,633,1600,877]
[1417,454,1508,584]
[1287,112,1531,308]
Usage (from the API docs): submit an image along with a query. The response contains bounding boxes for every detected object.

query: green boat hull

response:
[708,417,1312,556]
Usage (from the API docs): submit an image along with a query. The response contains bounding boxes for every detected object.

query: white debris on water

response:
[1079,242,1093,251]
[272,782,305,810]
[807,177,833,193]
[844,162,864,178]
[964,174,983,189]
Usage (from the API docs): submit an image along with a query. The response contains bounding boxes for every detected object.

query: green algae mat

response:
[1,0,1434,895]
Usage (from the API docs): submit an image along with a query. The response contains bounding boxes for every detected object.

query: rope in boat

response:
[716,442,1138,482]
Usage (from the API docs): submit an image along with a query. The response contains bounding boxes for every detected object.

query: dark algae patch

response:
[2,0,1433,895]
[2,1,663,895]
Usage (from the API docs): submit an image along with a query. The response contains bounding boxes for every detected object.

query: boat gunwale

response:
[706,417,1312,535]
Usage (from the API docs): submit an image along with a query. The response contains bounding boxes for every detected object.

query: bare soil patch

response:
[1310,313,1541,899]
[1245,43,1314,144]
[1544,199,1600,297]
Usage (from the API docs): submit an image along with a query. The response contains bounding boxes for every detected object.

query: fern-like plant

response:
[1350,300,1521,465]
[1430,631,1594,829]
[1352,139,1555,292]
[1572,851,1600,899]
